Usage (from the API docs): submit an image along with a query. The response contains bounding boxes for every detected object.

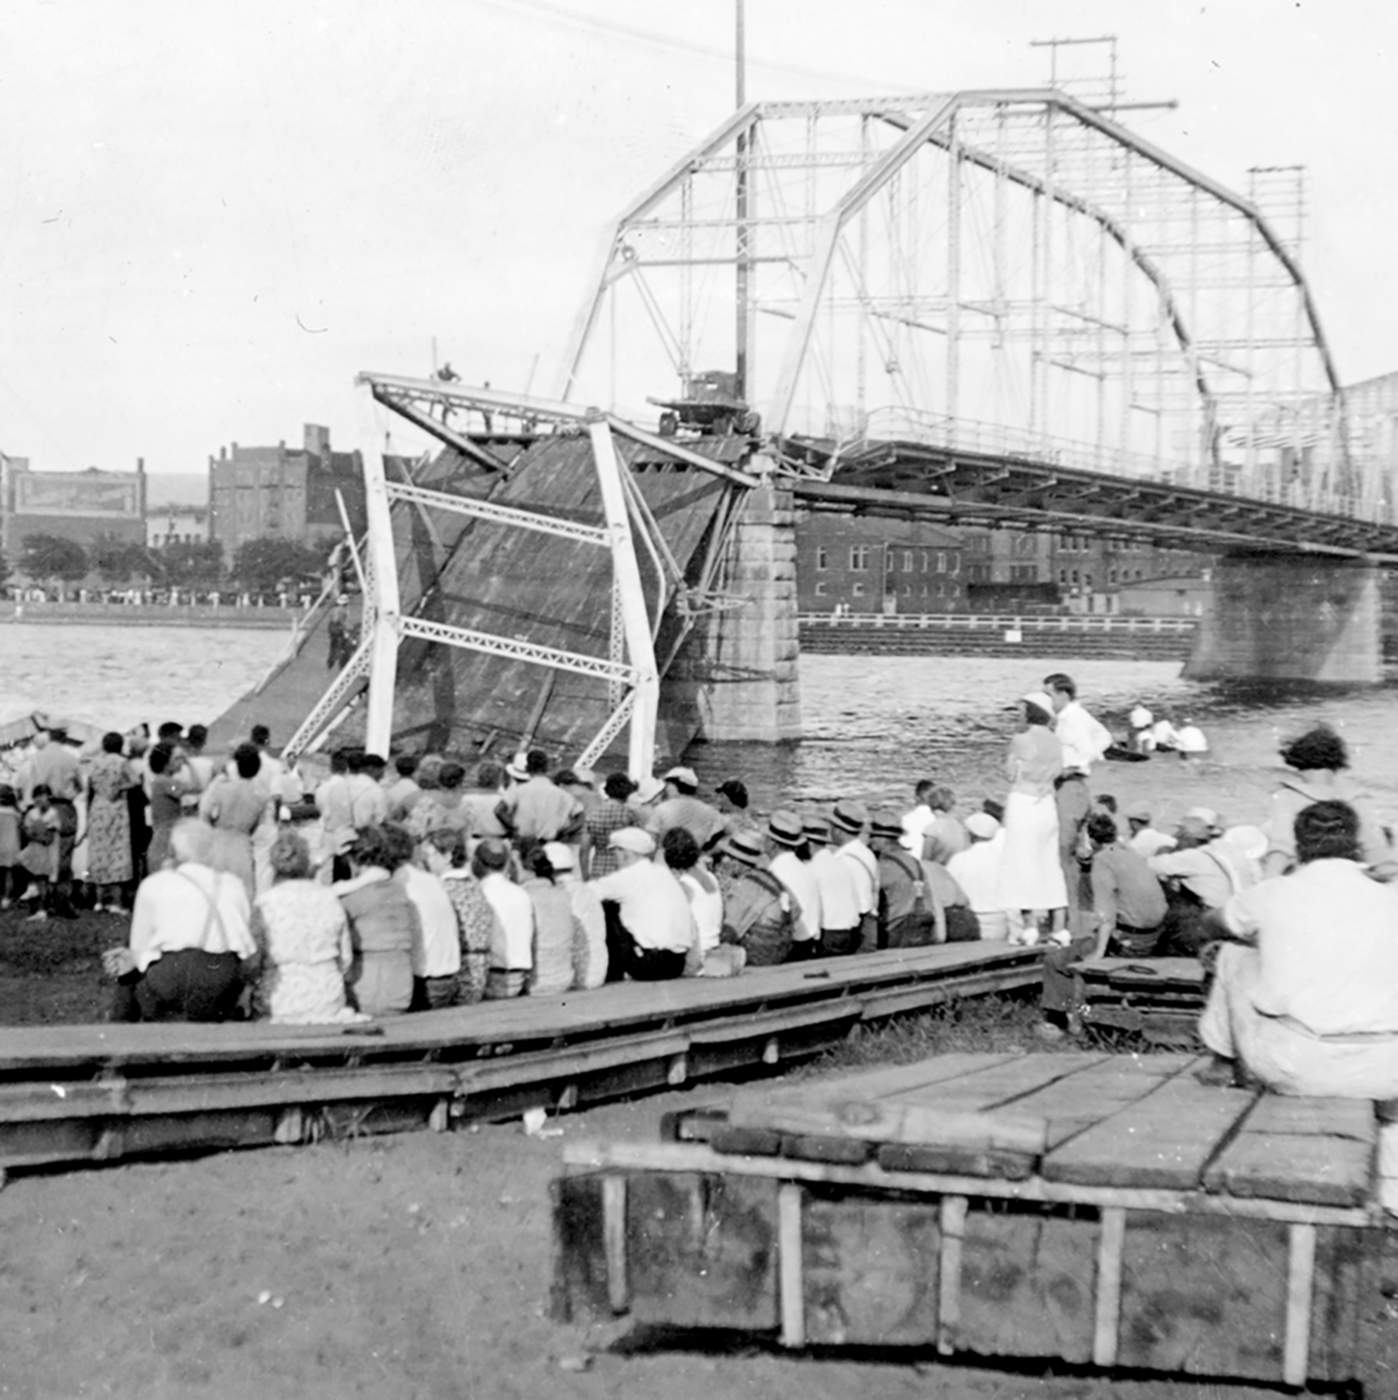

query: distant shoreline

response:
[6,603,300,631]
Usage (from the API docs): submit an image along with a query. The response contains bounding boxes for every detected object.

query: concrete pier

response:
[689,477,802,742]
[1183,553,1383,684]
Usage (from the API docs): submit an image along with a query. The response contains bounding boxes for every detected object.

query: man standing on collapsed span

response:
[1043,672,1113,915]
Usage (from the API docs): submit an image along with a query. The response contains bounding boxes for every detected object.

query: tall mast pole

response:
[734,0,749,401]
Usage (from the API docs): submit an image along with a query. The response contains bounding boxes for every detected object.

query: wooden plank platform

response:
[557,1050,1388,1390]
[1076,957,1206,1048]
[0,942,1041,1175]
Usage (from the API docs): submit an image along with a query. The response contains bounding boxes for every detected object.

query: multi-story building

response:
[146,505,211,548]
[208,423,364,557]
[0,454,147,555]
[796,513,966,613]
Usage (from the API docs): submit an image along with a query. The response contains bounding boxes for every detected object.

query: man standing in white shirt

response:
[829,799,878,954]
[1044,672,1113,915]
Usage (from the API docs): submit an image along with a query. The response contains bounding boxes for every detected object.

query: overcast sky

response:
[2,0,1394,478]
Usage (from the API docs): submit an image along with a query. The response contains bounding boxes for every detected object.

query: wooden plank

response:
[1093,1207,1125,1367]
[1283,1222,1316,1387]
[764,1052,1020,1105]
[1007,1054,1195,1148]
[1076,957,1205,986]
[1203,1093,1377,1207]
[602,1175,628,1313]
[1310,1226,1373,1383]
[727,1090,1046,1158]
[1117,1211,1289,1382]
[886,1052,1109,1113]
[562,1140,1376,1227]
[624,1171,779,1329]
[936,1195,966,1355]
[778,1183,805,1346]
[801,1199,941,1346]
[957,1204,1097,1365]
[1043,1068,1258,1191]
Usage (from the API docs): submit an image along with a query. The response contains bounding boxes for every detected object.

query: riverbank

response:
[6,601,303,630]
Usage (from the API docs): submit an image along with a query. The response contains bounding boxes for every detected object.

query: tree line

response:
[1,533,334,597]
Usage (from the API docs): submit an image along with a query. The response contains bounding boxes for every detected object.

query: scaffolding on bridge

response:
[560,88,1374,523]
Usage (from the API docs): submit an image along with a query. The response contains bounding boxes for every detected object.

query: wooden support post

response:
[937,1194,968,1355]
[1283,1221,1316,1387]
[556,1082,579,1111]
[273,1106,303,1145]
[602,1175,629,1314]
[762,1036,780,1065]
[778,1181,805,1347]
[666,1053,688,1087]
[428,1098,450,1133]
[1093,1206,1126,1368]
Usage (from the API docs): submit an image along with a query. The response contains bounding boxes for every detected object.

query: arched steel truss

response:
[563,90,1369,520]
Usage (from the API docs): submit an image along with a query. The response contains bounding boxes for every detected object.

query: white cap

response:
[966,812,1000,839]
[632,775,665,805]
[609,827,656,856]
[543,841,576,872]
[661,765,699,787]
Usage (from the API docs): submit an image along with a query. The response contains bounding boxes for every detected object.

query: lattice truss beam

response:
[562,89,1377,521]
[285,378,752,775]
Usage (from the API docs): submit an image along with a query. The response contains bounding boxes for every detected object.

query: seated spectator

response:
[918,786,971,866]
[870,811,940,947]
[521,842,577,996]
[383,823,461,1010]
[252,830,367,1024]
[899,779,937,855]
[714,778,750,837]
[423,828,496,1005]
[1148,813,1256,954]
[333,825,418,1017]
[474,838,534,999]
[946,812,1012,940]
[1264,725,1395,881]
[590,827,694,981]
[715,829,797,967]
[407,761,472,849]
[766,809,822,958]
[1199,800,1398,1096]
[544,841,608,989]
[104,818,257,1022]
[806,815,862,955]
[384,754,421,820]
[460,761,508,844]
[662,827,741,978]
[1124,801,1176,858]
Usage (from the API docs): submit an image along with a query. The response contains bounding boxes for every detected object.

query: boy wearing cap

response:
[716,830,797,966]
[765,811,823,958]
[806,816,862,954]
[543,841,608,989]
[590,827,694,980]
[650,766,726,851]
[869,812,940,947]
[1125,802,1176,858]
[829,800,879,954]
[1148,814,1256,954]
[947,813,1012,940]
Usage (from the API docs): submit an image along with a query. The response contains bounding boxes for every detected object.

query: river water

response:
[6,623,1398,821]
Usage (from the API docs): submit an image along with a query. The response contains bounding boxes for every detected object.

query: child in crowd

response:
[0,785,20,909]
[19,785,61,922]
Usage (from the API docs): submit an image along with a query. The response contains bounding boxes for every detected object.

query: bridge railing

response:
[798,612,1198,635]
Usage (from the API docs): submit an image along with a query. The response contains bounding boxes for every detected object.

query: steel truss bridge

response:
[554,88,1396,554]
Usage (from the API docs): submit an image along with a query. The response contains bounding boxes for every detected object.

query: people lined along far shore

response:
[2,694,1394,1081]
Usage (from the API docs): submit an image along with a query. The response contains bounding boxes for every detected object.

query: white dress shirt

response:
[1054,700,1113,775]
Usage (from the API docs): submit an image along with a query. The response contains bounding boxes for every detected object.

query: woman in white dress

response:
[999,690,1068,939]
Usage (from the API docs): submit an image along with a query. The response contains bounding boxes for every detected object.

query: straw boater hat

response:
[869,810,904,841]
[661,765,699,788]
[1021,690,1056,717]
[506,753,529,782]
[829,799,868,835]
[766,809,805,847]
[721,830,765,866]
[609,827,656,857]
[804,815,830,846]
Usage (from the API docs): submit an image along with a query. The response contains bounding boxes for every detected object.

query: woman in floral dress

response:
[423,827,496,1004]
[84,732,135,912]
[253,831,367,1024]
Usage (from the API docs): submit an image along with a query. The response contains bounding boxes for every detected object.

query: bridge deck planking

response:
[0,942,1039,1074]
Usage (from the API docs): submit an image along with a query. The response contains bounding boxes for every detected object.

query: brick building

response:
[796,513,966,613]
[208,423,364,557]
[0,455,147,556]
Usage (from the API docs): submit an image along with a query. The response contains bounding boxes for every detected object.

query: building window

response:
[951,554,960,575]
[814,581,827,596]
[903,583,912,596]
[1071,570,1079,585]
[849,546,870,571]
[903,550,913,572]
[852,582,865,597]
[884,548,894,573]
[921,551,929,572]
[816,546,828,571]
[936,551,946,573]
[921,584,928,596]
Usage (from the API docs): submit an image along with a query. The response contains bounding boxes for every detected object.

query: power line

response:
[472,0,923,95]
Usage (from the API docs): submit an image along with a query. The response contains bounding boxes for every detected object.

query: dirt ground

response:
[4,1083,1395,1400]
[3,749,1394,1398]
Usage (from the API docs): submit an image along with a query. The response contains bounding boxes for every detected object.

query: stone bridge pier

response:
[1184,553,1383,684]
